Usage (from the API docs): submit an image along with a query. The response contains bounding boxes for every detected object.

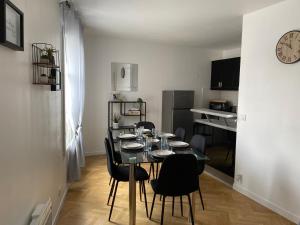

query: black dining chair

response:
[190,134,206,210]
[107,128,123,186]
[149,154,199,225]
[104,138,149,221]
[107,128,122,164]
[136,121,155,130]
[174,127,186,141]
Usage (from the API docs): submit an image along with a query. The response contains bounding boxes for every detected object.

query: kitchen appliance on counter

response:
[162,90,194,140]
[209,100,231,112]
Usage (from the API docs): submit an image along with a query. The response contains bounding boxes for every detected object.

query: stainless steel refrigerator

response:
[161,90,194,140]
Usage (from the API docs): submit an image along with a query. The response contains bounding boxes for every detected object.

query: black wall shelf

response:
[32,43,62,91]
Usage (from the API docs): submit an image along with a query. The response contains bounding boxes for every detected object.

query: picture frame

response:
[0,0,24,51]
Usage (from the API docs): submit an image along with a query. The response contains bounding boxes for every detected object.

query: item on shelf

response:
[113,113,121,129]
[40,74,48,84]
[127,108,141,115]
[136,97,143,110]
[40,46,55,65]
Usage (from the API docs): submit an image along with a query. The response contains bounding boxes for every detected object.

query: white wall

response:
[83,33,220,154]
[234,0,300,223]
[0,1,66,225]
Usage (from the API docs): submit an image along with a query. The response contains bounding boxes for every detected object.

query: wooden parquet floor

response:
[56,156,295,225]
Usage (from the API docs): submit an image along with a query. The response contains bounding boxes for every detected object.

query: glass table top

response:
[114,139,209,164]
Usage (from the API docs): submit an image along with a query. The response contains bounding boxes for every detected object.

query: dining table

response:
[114,132,209,225]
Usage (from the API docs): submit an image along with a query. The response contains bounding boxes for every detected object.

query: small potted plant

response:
[113,113,121,129]
[137,97,143,111]
[40,47,55,65]
[40,50,49,64]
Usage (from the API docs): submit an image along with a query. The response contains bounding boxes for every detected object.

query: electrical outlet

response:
[236,174,243,184]
[238,114,247,121]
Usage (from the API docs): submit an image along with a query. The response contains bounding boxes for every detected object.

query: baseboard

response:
[85,151,105,156]
[52,185,68,225]
[233,183,299,224]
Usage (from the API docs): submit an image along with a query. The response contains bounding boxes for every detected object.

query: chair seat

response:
[197,161,205,175]
[115,166,149,182]
[151,179,196,196]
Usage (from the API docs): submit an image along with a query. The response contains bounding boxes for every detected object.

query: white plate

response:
[159,133,176,138]
[169,141,189,148]
[122,143,144,150]
[118,133,137,139]
[151,150,175,158]
[142,128,151,133]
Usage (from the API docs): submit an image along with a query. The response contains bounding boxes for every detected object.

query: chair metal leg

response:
[109,176,112,185]
[180,196,183,216]
[142,181,148,217]
[198,187,205,210]
[150,193,156,219]
[172,196,175,216]
[139,181,142,201]
[156,163,159,179]
[107,179,115,205]
[109,181,119,221]
[161,196,166,225]
[187,194,195,225]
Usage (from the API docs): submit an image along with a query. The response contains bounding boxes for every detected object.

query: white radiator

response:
[30,199,52,225]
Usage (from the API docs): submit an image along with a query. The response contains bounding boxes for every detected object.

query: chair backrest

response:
[175,127,186,141]
[157,154,198,196]
[104,138,117,177]
[136,121,155,130]
[107,128,119,163]
[190,134,206,154]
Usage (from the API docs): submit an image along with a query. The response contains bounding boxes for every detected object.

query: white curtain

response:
[60,2,85,182]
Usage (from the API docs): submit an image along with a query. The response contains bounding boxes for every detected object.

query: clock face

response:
[276,30,300,64]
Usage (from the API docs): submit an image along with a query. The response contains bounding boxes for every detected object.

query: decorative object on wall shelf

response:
[0,0,24,51]
[112,113,121,129]
[32,43,61,91]
[276,30,300,64]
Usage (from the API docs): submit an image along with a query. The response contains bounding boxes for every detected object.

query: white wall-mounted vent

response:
[30,198,52,225]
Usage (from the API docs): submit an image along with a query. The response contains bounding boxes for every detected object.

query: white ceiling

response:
[73,0,284,49]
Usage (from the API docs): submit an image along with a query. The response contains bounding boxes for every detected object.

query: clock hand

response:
[280,42,292,49]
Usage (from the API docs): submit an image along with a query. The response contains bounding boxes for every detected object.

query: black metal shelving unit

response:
[32,43,61,91]
[108,101,147,130]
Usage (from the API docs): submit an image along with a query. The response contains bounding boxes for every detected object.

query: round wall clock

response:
[276,30,300,64]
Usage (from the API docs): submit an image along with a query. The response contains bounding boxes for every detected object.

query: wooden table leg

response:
[188,191,196,223]
[129,163,136,225]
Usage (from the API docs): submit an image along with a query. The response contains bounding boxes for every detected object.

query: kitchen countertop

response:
[191,108,237,118]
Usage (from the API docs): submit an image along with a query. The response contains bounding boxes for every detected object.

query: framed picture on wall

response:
[0,0,24,51]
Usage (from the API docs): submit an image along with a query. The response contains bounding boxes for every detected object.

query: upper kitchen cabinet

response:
[211,57,240,90]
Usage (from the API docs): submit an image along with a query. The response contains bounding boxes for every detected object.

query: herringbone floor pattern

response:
[56,156,295,225]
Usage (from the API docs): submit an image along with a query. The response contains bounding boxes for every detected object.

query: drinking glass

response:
[160,135,168,150]
[151,128,156,137]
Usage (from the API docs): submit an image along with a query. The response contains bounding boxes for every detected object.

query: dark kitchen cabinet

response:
[211,57,240,90]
